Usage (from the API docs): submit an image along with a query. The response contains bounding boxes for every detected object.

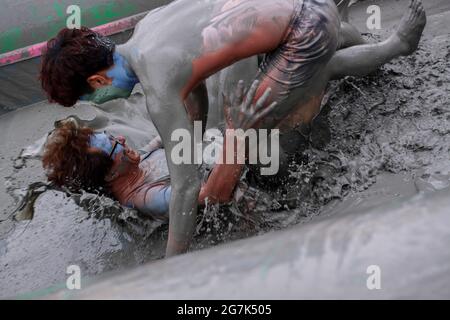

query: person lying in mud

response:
[40,0,427,255]
[41,86,271,220]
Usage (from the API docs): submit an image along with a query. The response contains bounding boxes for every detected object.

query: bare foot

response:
[394,0,427,56]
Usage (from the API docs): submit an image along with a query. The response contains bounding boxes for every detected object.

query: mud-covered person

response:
[41,86,270,221]
[40,0,426,255]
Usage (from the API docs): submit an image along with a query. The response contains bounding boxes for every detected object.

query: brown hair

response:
[42,121,113,193]
[40,27,115,107]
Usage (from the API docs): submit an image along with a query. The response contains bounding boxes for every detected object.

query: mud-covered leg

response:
[146,96,201,257]
[338,21,366,49]
[335,0,351,23]
[328,0,426,80]
[335,0,365,48]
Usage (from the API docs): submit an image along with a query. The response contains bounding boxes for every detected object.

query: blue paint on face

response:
[107,52,139,91]
[90,133,124,158]
[80,52,139,103]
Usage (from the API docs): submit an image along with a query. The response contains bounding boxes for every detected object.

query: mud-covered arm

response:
[145,85,201,257]
[139,135,163,154]
[199,80,276,204]
[140,81,208,155]
[198,121,243,203]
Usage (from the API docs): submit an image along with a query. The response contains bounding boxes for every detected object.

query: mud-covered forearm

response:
[199,134,245,204]
[166,180,200,256]
[146,93,201,257]
[141,135,163,153]
[199,163,244,204]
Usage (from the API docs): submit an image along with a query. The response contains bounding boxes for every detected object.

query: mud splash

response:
[195,33,450,243]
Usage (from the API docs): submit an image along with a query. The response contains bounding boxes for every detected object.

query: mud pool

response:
[0,0,449,299]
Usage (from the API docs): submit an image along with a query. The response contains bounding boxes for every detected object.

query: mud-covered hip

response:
[260,0,340,91]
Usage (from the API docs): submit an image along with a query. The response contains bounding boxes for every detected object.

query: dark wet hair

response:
[42,120,113,193]
[40,27,115,107]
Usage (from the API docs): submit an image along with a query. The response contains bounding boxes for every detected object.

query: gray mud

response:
[1,2,450,298]
[0,91,169,297]
[199,32,450,244]
[278,32,450,220]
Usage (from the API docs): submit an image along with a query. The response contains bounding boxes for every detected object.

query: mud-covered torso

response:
[108,149,169,204]
[117,0,294,98]
[139,149,170,184]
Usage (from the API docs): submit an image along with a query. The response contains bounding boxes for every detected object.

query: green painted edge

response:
[0,1,140,54]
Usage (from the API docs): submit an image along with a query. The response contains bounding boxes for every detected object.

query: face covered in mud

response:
[89,132,141,180]
[81,36,139,105]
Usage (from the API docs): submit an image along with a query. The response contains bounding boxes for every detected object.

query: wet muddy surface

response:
[1,1,449,298]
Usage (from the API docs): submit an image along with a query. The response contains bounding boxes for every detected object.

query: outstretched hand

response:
[223,80,277,130]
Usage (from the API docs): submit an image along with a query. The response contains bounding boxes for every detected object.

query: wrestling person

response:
[39,0,426,255]
[41,82,272,220]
